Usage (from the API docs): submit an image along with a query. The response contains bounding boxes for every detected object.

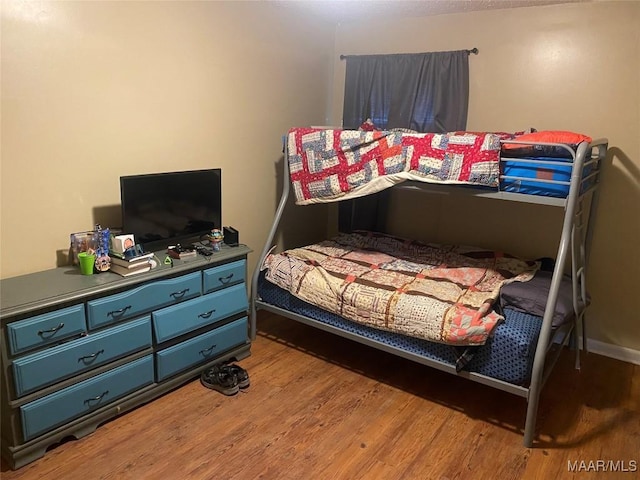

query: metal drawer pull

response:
[199,344,217,356]
[78,349,104,363]
[37,323,64,336]
[198,310,216,319]
[219,273,234,284]
[84,390,109,406]
[170,288,190,299]
[107,305,132,318]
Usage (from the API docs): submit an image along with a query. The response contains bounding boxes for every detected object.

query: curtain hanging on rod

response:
[338,49,473,234]
[342,50,470,133]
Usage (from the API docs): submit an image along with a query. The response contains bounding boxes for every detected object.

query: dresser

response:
[0,245,251,469]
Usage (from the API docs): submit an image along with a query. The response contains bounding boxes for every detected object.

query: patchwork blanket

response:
[263,232,538,346]
[287,128,502,205]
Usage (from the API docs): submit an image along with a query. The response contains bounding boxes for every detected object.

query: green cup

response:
[78,252,96,275]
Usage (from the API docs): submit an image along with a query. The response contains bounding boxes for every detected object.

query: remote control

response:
[196,246,213,257]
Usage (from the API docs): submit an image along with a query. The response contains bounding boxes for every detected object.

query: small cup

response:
[78,252,96,275]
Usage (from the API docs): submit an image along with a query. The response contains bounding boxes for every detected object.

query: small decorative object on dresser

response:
[110,234,135,254]
[208,229,224,251]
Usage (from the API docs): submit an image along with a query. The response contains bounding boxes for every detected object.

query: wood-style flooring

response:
[2,312,639,479]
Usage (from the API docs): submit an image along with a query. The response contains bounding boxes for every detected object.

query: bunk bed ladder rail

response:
[523,139,608,447]
[571,195,589,369]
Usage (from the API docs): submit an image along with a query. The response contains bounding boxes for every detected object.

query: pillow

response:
[358,118,379,131]
[499,270,589,327]
[503,130,592,146]
[502,130,592,158]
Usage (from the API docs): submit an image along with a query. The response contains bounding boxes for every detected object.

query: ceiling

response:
[278,0,589,22]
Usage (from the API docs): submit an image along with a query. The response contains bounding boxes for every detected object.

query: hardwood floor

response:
[2,312,639,479]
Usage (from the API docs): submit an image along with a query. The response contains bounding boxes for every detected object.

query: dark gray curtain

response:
[339,50,470,233]
[342,50,469,133]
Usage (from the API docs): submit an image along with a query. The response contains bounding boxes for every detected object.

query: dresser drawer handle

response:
[107,305,132,319]
[37,323,64,337]
[219,274,234,284]
[78,349,105,364]
[199,344,217,356]
[84,390,109,406]
[198,310,216,319]
[170,288,190,299]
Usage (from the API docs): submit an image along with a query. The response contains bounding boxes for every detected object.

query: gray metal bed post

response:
[522,141,591,447]
[249,147,290,340]
[575,140,609,355]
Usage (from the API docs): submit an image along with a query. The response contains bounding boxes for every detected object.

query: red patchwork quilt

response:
[287,128,502,205]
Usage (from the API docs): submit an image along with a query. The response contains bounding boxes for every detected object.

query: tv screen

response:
[120,169,221,250]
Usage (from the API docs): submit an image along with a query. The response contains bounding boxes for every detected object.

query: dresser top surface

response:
[1,245,251,318]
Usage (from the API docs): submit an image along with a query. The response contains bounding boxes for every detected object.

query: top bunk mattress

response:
[500,155,595,198]
[500,131,596,198]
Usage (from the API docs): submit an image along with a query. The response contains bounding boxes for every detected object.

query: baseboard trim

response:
[584,338,640,366]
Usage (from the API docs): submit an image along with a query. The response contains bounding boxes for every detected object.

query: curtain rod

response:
[339,48,478,60]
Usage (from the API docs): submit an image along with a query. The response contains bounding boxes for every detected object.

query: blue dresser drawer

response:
[152,283,248,344]
[155,317,248,381]
[203,260,246,293]
[12,317,152,398]
[7,305,86,356]
[20,355,154,441]
[87,272,201,330]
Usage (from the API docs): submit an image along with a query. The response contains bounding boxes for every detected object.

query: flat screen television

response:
[120,169,221,250]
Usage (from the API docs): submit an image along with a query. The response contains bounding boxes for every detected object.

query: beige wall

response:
[1,0,334,280]
[332,2,640,351]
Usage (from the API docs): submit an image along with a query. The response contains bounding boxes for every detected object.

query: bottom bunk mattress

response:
[258,272,543,387]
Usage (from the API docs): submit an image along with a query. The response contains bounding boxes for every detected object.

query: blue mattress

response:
[500,155,593,198]
[258,273,543,387]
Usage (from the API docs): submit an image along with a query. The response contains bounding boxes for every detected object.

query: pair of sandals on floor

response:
[200,362,249,396]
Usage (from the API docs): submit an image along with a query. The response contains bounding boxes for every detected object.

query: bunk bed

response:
[250,127,609,447]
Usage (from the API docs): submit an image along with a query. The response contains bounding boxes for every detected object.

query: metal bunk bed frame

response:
[250,137,609,447]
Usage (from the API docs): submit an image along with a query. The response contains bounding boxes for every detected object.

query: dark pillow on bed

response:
[499,270,586,327]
